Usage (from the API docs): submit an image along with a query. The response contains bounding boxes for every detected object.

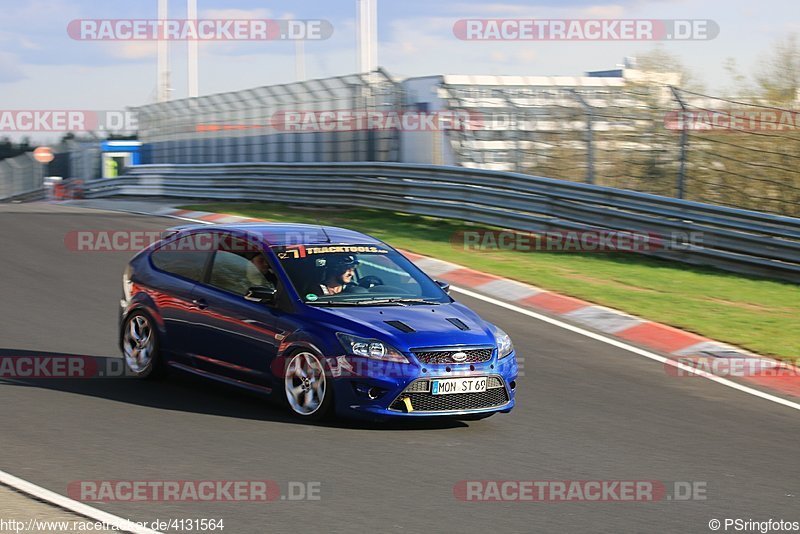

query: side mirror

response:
[435,280,451,294]
[245,286,278,304]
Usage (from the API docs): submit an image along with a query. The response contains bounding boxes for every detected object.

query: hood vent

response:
[385,320,416,333]
[446,318,470,331]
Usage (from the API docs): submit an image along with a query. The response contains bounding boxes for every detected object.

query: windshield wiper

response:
[306,297,441,307]
[305,300,366,307]
[353,298,440,306]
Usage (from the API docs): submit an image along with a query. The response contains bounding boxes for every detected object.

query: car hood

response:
[312,301,496,351]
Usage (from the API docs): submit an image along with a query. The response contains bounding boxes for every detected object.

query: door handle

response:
[192,298,208,310]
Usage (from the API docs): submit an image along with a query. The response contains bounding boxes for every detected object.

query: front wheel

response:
[122,311,163,379]
[282,350,333,421]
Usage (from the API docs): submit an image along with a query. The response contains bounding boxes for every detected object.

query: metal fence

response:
[82,162,800,283]
[0,153,44,201]
[136,69,402,165]
[441,84,800,217]
[128,68,800,217]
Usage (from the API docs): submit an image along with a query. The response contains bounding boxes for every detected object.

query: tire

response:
[121,311,164,379]
[280,349,334,421]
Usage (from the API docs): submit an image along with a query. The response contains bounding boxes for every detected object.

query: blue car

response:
[120,223,518,420]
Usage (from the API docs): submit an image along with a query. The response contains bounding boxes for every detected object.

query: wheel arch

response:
[119,294,165,351]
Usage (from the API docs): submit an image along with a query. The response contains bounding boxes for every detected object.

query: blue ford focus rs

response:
[119,223,518,420]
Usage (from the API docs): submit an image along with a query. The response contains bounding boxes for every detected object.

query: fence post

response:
[570,89,594,184]
[670,86,688,200]
[497,92,522,173]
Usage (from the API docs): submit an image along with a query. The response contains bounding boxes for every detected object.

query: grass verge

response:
[181,202,800,362]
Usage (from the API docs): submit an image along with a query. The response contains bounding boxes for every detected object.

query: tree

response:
[755,33,800,104]
[633,46,703,91]
[721,57,754,100]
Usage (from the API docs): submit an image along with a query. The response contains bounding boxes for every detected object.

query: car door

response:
[147,232,214,363]
[188,233,284,388]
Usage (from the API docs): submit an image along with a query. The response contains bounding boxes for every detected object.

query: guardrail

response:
[83,162,800,283]
[2,188,46,203]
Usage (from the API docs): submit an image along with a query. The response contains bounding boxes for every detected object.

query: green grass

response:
[181,202,800,361]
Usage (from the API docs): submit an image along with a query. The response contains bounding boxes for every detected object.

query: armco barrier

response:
[82,162,800,283]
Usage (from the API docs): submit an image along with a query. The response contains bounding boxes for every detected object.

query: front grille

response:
[412,347,493,365]
[390,376,509,413]
[487,376,503,389]
[390,388,509,413]
[405,380,431,393]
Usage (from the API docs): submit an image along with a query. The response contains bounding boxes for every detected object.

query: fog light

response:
[352,383,371,396]
[352,383,386,400]
[509,380,516,390]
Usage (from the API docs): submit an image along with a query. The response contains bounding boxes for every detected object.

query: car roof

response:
[172,222,384,247]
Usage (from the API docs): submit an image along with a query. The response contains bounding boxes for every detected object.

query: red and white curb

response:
[147,207,800,402]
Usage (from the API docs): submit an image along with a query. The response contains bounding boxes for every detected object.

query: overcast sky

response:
[1,0,797,141]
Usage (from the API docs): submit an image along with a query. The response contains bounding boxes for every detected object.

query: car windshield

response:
[272,244,450,306]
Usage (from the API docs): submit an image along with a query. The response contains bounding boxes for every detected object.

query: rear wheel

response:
[122,312,163,379]
[282,350,333,420]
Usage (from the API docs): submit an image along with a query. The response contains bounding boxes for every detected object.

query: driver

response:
[250,254,272,277]
[246,252,277,288]
[319,255,366,295]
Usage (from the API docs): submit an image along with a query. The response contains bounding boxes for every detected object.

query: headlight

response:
[490,325,514,359]
[336,333,409,364]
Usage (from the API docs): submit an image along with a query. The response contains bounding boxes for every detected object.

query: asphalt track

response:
[0,203,798,533]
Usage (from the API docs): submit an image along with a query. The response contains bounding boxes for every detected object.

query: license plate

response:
[431,377,487,395]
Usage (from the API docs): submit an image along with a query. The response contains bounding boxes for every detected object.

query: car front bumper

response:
[329,351,519,419]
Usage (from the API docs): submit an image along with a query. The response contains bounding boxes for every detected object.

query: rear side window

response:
[208,236,276,296]
[150,234,212,282]
[210,251,269,296]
